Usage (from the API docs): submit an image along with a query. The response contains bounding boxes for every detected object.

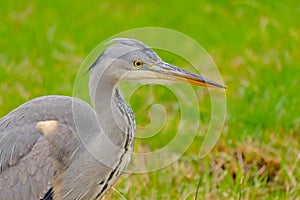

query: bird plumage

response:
[0,92,134,199]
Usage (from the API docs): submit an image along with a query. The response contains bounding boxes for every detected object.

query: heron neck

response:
[89,72,130,147]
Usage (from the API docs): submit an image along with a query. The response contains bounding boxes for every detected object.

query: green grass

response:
[1,1,300,199]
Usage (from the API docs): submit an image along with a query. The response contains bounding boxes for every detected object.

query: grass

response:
[1,0,300,199]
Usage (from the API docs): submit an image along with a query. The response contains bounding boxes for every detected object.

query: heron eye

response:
[133,60,143,67]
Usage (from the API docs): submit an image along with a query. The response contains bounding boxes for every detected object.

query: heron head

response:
[89,38,226,89]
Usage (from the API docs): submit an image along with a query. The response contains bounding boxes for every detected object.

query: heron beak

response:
[152,62,226,89]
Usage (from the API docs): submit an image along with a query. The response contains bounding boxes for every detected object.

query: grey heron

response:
[0,38,225,200]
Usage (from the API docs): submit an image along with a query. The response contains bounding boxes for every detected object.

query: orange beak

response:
[151,62,226,89]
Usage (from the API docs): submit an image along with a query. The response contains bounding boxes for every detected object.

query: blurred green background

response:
[0,1,299,199]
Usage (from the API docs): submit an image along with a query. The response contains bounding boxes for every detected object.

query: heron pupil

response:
[134,60,143,67]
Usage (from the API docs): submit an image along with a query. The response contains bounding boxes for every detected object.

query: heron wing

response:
[0,120,80,200]
[0,96,96,200]
[0,123,55,200]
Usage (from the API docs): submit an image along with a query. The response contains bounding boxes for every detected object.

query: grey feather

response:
[0,96,99,200]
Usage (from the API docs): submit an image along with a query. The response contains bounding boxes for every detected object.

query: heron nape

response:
[0,38,225,200]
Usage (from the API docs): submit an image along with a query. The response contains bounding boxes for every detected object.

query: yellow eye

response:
[133,60,143,67]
